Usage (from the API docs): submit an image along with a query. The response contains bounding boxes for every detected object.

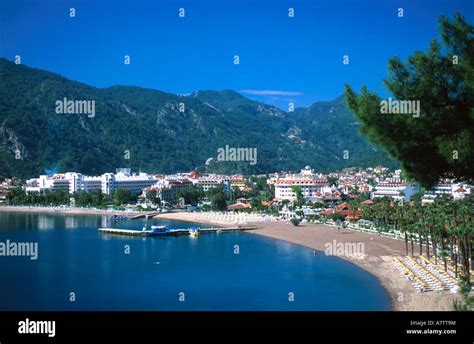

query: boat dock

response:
[98,226,256,237]
[129,212,160,220]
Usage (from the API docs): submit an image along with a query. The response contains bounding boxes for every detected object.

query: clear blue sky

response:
[0,0,472,109]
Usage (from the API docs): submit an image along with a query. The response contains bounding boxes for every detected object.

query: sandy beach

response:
[154,212,459,311]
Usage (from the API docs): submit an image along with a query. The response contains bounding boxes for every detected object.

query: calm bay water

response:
[0,211,390,311]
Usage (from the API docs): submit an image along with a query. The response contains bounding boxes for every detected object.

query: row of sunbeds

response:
[393,256,460,293]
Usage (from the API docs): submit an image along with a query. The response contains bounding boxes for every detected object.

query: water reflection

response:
[64,216,79,229]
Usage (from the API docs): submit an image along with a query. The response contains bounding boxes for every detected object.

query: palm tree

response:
[455,195,473,285]
[394,203,410,256]
[412,201,424,256]
[348,198,361,223]
[435,196,451,271]
[447,208,460,278]
[402,204,417,257]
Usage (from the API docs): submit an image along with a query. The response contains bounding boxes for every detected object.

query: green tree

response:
[145,189,161,206]
[113,189,136,205]
[331,213,345,222]
[345,13,474,188]
[291,186,304,207]
[366,178,376,187]
[290,218,301,227]
[177,186,204,205]
[250,197,262,210]
[6,187,28,205]
[327,176,338,186]
[206,186,228,210]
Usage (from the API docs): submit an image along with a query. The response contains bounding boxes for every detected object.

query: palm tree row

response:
[360,194,473,286]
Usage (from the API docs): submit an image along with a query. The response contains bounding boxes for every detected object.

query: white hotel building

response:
[371,182,419,202]
[25,169,158,195]
[274,166,329,202]
[421,181,471,204]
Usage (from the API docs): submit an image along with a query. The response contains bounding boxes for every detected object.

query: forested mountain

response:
[0,58,397,178]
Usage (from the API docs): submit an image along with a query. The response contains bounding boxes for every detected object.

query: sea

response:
[0,211,390,311]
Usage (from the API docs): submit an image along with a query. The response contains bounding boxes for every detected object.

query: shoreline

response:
[0,206,143,217]
[153,212,459,311]
[251,227,400,311]
[0,207,459,311]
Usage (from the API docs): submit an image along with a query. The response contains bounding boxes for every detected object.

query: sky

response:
[0,0,472,109]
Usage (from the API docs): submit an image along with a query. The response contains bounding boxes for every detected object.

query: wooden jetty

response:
[98,226,256,237]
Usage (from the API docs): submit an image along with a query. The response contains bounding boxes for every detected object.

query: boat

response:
[151,225,167,231]
[188,226,200,237]
[216,229,223,234]
[150,225,171,234]
[108,215,129,221]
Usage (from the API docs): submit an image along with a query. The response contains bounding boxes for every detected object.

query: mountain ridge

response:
[0,58,398,178]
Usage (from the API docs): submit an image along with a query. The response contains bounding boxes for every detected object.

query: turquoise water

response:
[0,212,390,310]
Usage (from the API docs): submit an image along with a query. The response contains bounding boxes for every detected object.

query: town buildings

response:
[16,166,472,207]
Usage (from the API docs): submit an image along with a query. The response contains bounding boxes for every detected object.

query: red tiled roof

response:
[227,203,251,210]
[361,200,375,206]
[189,170,201,179]
[336,202,351,210]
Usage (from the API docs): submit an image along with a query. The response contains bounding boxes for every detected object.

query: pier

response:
[129,212,161,220]
[98,226,256,237]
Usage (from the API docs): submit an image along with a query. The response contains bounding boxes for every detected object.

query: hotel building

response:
[274,166,329,202]
[421,181,471,204]
[143,172,232,203]
[144,178,194,203]
[25,169,158,195]
[371,182,419,202]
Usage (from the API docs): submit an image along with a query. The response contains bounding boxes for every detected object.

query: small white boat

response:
[151,225,167,231]
[188,227,200,236]
[148,225,171,235]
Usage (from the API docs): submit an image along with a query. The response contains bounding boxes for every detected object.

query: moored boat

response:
[108,215,129,221]
[150,225,170,234]
[188,226,200,236]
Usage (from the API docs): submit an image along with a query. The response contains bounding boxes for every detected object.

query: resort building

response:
[453,186,470,200]
[230,175,247,190]
[274,166,329,202]
[371,181,419,202]
[25,170,158,195]
[25,174,71,193]
[320,202,362,221]
[100,172,158,195]
[191,175,232,194]
[421,181,471,204]
[145,178,194,203]
[0,182,15,204]
[67,173,102,193]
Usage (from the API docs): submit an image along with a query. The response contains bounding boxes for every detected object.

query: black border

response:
[0,311,472,342]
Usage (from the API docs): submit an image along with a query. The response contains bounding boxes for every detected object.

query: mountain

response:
[0,58,398,179]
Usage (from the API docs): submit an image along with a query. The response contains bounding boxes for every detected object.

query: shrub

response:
[290,218,301,227]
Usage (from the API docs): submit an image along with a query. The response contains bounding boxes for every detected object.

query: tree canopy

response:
[345,13,473,188]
